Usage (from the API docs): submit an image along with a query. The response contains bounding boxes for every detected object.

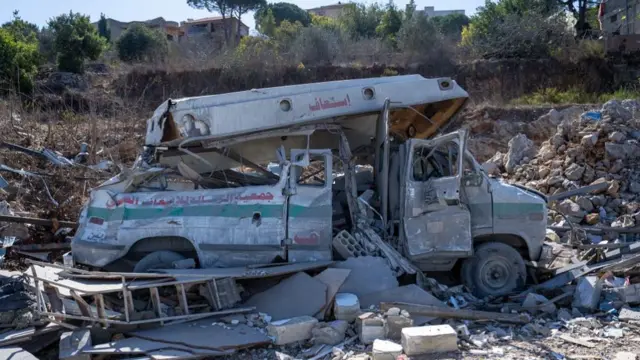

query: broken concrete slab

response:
[522,293,556,315]
[130,320,270,351]
[572,276,603,312]
[619,307,640,321]
[311,320,349,345]
[245,272,327,321]
[359,285,447,325]
[620,284,640,305]
[401,325,458,355]
[372,339,403,360]
[313,268,351,319]
[0,346,38,360]
[332,256,398,299]
[59,329,92,360]
[267,316,318,345]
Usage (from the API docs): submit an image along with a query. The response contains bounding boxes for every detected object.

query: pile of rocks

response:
[484,99,640,230]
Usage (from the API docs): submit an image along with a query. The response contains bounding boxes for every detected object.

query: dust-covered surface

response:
[3,68,640,359]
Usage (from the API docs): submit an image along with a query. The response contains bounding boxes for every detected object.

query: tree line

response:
[0,0,604,95]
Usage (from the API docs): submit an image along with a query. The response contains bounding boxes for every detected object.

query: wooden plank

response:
[94,294,107,328]
[69,290,94,320]
[150,288,164,324]
[558,334,596,348]
[379,302,530,324]
[177,284,189,315]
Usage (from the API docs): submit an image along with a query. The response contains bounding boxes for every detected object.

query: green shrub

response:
[512,87,640,105]
[48,12,105,73]
[0,27,39,93]
[117,24,168,63]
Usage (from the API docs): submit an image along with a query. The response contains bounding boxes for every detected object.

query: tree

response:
[555,0,599,36]
[230,0,266,44]
[461,1,571,59]
[2,11,38,43]
[431,13,470,40]
[310,13,339,32]
[97,13,111,42]
[116,24,168,62]
[258,8,277,36]
[404,0,416,21]
[273,20,304,50]
[48,12,105,73]
[337,3,383,39]
[255,3,311,29]
[397,12,439,54]
[376,0,403,41]
[0,22,40,93]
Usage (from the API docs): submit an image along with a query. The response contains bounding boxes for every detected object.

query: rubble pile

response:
[484,99,640,231]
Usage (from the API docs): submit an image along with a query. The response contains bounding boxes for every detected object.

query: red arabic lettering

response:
[294,232,320,245]
[105,192,276,209]
[308,95,351,112]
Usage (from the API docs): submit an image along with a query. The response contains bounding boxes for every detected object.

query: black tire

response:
[133,250,186,273]
[461,242,527,298]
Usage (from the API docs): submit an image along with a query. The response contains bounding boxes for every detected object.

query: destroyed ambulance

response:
[71,75,548,297]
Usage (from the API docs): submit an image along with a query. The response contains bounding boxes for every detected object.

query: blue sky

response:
[2,0,485,32]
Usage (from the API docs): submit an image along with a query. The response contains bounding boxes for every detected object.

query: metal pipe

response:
[381,99,391,234]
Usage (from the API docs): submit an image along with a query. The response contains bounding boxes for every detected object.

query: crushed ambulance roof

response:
[145,75,469,147]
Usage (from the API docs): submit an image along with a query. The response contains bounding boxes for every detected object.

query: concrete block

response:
[572,276,603,312]
[384,315,413,340]
[333,230,367,259]
[401,325,458,355]
[334,293,360,322]
[267,316,318,345]
[356,313,385,344]
[621,284,640,305]
[372,339,403,360]
[59,329,92,360]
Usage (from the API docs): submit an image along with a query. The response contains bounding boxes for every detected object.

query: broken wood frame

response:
[26,263,251,327]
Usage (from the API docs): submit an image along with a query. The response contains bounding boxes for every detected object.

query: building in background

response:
[600,0,640,35]
[182,17,249,42]
[91,17,184,42]
[418,6,466,18]
[307,2,350,19]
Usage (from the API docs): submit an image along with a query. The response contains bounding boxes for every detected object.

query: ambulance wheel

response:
[461,242,526,298]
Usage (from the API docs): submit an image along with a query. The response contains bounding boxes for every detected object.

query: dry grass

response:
[0,88,146,221]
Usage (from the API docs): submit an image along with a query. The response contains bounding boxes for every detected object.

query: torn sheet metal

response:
[404,206,472,261]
